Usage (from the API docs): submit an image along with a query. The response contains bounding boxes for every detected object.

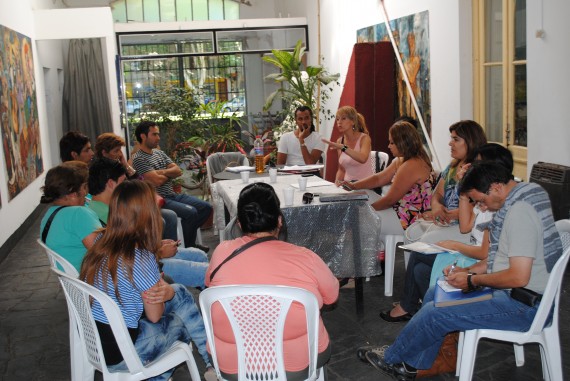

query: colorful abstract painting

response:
[357,11,431,134]
[0,25,43,202]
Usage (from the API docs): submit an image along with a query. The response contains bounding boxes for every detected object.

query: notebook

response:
[319,191,369,202]
[399,242,459,255]
[434,279,493,307]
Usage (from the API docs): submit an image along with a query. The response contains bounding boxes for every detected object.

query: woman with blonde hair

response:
[322,105,373,182]
[80,180,214,380]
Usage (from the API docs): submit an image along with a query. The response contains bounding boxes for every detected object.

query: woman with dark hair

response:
[80,180,214,380]
[378,120,487,323]
[340,120,435,234]
[40,161,101,271]
[322,106,373,182]
[95,132,137,178]
[205,183,339,379]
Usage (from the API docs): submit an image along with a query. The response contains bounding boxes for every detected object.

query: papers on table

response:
[290,180,334,189]
[279,164,324,173]
[225,166,255,173]
[399,242,460,255]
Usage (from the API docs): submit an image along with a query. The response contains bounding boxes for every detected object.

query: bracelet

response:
[341,145,348,152]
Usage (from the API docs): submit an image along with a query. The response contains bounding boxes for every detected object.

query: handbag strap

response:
[41,206,69,243]
[209,236,277,282]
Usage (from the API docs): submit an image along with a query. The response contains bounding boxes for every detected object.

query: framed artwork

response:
[0,24,43,202]
[357,11,431,134]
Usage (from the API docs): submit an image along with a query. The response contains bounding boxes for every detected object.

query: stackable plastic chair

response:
[456,219,570,380]
[199,285,325,381]
[38,238,79,277]
[55,269,201,381]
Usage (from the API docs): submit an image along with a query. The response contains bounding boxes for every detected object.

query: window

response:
[473,0,527,179]
[112,0,239,23]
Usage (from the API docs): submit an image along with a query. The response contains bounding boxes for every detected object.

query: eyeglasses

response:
[302,192,314,204]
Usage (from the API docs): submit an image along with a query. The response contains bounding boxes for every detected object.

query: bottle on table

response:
[254,135,264,174]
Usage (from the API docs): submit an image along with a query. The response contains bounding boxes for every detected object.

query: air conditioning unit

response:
[529,162,570,221]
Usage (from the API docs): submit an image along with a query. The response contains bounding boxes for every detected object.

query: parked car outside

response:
[223,96,246,113]
[126,99,142,115]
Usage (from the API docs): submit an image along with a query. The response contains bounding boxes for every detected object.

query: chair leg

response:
[456,331,464,377]
[513,343,525,366]
[383,236,396,297]
[542,328,563,381]
[458,331,478,381]
[177,218,185,247]
[196,228,203,245]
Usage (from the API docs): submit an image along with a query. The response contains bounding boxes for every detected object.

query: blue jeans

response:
[384,287,538,370]
[161,208,178,241]
[109,284,211,380]
[161,248,209,288]
[163,194,212,247]
[399,252,437,314]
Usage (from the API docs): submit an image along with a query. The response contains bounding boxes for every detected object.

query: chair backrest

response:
[37,238,79,277]
[369,151,389,174]
[526,219,570,335]
[54,268,147,377]
[199,285,321,381]
[206,152,249,186]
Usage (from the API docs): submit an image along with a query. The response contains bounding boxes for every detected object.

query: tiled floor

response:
[0,209,569,380]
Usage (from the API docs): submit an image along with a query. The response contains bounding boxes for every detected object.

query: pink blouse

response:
[338,134,373,181]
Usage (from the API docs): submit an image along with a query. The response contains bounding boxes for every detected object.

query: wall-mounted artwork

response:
[0,25,43,202]
[357,11,431,134]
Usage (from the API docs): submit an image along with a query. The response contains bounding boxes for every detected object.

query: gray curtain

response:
[63,38,112,143]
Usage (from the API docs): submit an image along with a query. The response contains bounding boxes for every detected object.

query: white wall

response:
[0,0,48,248]
[527,0,570,174]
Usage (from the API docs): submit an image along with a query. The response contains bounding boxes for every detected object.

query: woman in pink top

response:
[322,106,373,183]
[205,183,339,380]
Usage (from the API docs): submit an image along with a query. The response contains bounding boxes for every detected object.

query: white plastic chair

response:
[205,152,248,240]
[54,268,201,381]
[199,285,325,381]
[38,238,79,277]
[456,219,570,381]
[369,150,389,174]
[176,217,203,247]
[381,233,404,296]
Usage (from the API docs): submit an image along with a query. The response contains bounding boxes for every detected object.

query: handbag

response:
[416,332,459,378]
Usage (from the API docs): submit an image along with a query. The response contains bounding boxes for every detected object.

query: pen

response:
[447,260,458,276]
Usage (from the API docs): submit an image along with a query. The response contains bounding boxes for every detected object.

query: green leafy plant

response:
[262,40,340,137]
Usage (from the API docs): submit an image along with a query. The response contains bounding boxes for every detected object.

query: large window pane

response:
[126,0,143,22]
[143,0,160,22]
[120,32,214,57]
[485,0,502,62]
[224,1,239,20]
[113,0,127,22]
[485,65,503,142]
[193,0,209,20]
[160,0,177,22]
[177,0,193,22]
[217,28,307,53]
[209,0,224,21]
[514,64,527,146]
[514,0,526,61]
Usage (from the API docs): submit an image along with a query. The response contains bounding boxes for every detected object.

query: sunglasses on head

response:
[302,192,314,204]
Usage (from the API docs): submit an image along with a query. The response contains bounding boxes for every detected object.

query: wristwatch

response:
[300,142,306,147]
[341,145,348,152]
[467,272,477,290]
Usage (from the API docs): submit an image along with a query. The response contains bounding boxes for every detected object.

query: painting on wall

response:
[357,11,431,135]
[0,25,43,202]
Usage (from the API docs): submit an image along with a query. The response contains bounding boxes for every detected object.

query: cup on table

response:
[240,170,250,184]
[269,168,278,183]
[298,176,308,191]
[283,186,295,206]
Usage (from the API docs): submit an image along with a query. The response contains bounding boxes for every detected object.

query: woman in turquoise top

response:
[39,161,101,271]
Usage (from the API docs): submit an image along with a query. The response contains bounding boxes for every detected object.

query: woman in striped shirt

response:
[80,180,213,380]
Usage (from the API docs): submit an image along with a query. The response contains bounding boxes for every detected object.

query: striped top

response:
[91,247,160,328]
[132,149,176,197]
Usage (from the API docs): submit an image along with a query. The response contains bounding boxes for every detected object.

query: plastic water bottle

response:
[254,135,264,173]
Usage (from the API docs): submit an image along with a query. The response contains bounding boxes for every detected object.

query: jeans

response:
[384,287,538,370]
[399,252,437,314]
[161,248,209,288]
[163,194,212,247]
[161,208,178,241]
[108,284,211,380]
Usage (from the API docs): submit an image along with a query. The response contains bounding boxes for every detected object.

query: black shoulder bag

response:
[209,236,276,282]
[41,206,69,243]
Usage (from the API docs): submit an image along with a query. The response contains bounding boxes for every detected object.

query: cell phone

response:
[176,240,182,247]
[341,183,353,191]
[302,173,314,177]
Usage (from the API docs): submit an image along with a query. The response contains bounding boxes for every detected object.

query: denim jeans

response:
[399,252,437,314]
[163,194,212,247]
[108,284,211,380]
[384,287,538,370]
[161,208,178,241]
[161,248,209,288]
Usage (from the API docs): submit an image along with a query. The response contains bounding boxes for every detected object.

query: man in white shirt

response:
[277,106,325,166]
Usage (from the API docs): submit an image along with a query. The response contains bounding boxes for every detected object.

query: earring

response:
[352,126,356,131]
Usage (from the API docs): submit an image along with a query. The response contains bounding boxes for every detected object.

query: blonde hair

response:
[336,106,369,134]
